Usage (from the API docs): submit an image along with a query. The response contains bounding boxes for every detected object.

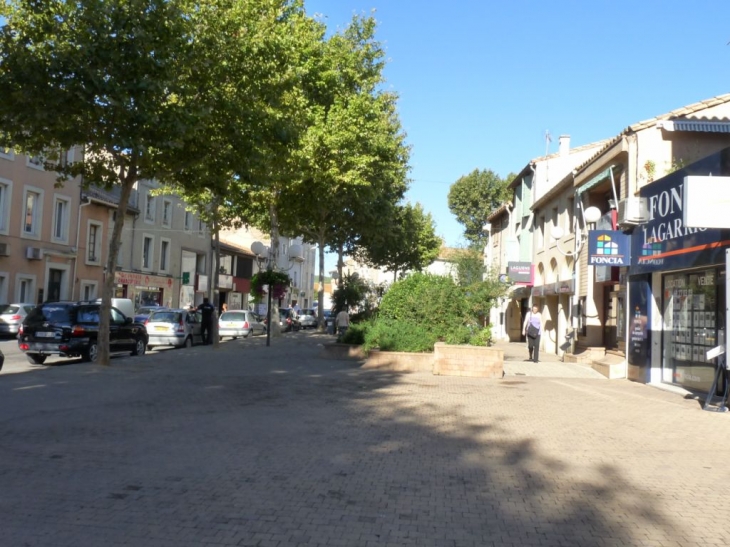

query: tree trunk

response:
[317,234,326,330]
[98,172,136,366]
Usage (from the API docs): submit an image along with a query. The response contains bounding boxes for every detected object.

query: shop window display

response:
[662,268,725,392]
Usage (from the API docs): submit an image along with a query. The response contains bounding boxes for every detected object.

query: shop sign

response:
[115,271,174,288]
[508,261,533,284]
[543,283,557,296]
[630,149,730,275]
[558,280,574,294]
[588,230,631,266]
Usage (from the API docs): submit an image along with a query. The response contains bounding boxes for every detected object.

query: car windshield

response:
[0,304,20,314]
[148,311,182,323]
[221,312,245,322]
[136,307,158,315]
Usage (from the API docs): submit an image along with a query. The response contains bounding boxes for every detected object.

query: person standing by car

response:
[197,297,215,345]
[522,305,542,363]
[335,308,350,338]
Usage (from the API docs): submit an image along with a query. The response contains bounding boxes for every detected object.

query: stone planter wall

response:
[321,342,504,378]
[362,350,433,372]
[433,343,503,378]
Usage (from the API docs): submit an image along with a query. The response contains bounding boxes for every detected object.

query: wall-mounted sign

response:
[115,271,174,289]
[507,261,533,284]
[588,230,631,266]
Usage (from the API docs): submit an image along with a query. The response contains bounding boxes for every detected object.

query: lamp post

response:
[251,241,273,347]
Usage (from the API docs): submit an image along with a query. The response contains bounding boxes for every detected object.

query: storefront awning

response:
[576,165,617,196]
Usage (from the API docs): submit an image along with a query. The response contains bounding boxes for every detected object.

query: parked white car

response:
[219,310,266,339]
[146,309,203,349]
[297,309,317,329]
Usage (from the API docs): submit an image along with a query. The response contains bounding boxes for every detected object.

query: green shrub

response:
[363,318,437,353]
[379,272,470,336]
[340,322,369,345]
[468,325,492,347]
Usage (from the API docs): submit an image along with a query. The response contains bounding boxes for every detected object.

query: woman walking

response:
[522,305,542,363]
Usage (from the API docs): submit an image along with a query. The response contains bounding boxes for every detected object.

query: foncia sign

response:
[588,230,631,266]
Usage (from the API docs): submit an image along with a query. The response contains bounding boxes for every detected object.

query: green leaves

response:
[447,169,512,246]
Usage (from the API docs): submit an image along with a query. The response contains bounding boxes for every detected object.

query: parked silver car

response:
[0,303,36,336]
[297,309,317,329]
[219,310,266,339]
[145,309,203,349]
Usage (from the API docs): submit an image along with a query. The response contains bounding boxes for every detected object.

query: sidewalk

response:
[492,339,607,379]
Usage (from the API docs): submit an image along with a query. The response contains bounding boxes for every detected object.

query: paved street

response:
[1,333,729,547]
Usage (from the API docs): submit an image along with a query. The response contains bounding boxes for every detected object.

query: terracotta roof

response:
[507,138,611,188]
[487,201,512,222]
[574,93,730,176]
[219,239,255,257]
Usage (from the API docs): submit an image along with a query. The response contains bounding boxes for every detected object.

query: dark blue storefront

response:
[628,148,730,391]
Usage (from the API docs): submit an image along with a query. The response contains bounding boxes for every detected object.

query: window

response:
[162,199,172,227]
[145,193,155,223]
[17,276,35,303]
[81,282,97,300]
[537,215,545,249]
[567,198,575,233]
[551,207,558,237]
[142,235,153,270]
[22,187,43,238]
[0,273,7,303]
[197,218,204,235]
[0,178,11,234]
[0,146,13,161]
[26,154,44,170]
[87,221,102,264]
[184,211,192,231]
[159,238,170,272]
[52,195,71,243]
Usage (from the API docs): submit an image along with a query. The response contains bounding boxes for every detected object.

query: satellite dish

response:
[251,241,266,257]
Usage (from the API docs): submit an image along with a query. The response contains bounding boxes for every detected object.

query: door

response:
[48,268,64,302]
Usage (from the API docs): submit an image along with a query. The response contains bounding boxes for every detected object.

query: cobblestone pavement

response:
[1,332,729,547]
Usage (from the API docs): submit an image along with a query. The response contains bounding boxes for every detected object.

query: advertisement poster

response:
[628,274,651,382]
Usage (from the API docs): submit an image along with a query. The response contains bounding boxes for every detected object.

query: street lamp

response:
[251,241,274,347]
[550,205,602,257]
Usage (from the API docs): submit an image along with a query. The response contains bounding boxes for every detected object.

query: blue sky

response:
[308,0,730,271]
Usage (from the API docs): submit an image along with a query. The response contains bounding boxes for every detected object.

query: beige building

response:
[0,147,83,304]
[487,137,608,344]
[571,93,730,370]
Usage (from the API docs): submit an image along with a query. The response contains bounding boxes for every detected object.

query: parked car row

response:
[8,299,277,365]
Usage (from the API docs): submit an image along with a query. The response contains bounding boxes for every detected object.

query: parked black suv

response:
[18,302,148,365]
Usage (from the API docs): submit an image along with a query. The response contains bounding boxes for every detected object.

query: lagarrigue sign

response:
[630,149,730,275]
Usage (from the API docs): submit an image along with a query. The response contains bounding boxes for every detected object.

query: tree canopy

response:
[447,168,513,246]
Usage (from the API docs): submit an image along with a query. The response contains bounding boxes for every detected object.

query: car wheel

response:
[182,336,193,349]
[26,353,47,365]
[244,331,251,338]
[147,345,154,351]
[83,341,99,363]
[132,337,147,356]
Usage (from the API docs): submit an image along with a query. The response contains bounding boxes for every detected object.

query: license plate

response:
[225,323,236,328]
[154,326,168,331]
[36,331,56,338]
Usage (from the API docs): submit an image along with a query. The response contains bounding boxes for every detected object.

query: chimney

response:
[559,135,570,156]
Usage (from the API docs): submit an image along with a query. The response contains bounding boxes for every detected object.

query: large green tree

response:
[260,15,411,326]
[357,202,441,281]
[447,169,513,246]
[0,0,304,363]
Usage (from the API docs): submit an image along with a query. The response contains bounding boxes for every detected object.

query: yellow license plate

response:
[154,326,168,331]
[225,323,236,327]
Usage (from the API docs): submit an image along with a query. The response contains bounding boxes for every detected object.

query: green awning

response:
[576,165,615,196]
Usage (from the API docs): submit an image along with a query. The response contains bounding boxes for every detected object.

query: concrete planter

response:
[321,342,504,378]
